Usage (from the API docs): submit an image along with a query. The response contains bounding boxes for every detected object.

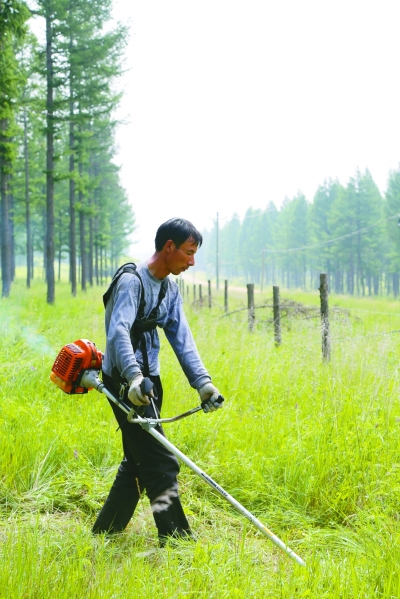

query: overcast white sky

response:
[111,0,400,260]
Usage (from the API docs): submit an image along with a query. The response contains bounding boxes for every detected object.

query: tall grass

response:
[1,277,400,597]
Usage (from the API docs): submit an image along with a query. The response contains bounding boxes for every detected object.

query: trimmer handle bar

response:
[80,369,201,424]
[50,340,306,567]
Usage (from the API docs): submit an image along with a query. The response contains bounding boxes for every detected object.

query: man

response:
[93,217,223,544]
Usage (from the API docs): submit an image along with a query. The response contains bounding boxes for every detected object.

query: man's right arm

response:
[104,273,142,383]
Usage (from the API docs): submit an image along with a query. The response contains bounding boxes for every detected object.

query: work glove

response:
[128,373,151,407]
[199,382,224,413]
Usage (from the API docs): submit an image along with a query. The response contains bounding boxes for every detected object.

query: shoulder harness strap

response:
[103,263,145,319]
[104,264,170,379]
[103,263,169,328]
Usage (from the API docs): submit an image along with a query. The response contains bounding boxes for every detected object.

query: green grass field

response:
[1,276,400,598]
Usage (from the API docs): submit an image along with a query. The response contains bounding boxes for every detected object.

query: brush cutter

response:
[50,339,306,567]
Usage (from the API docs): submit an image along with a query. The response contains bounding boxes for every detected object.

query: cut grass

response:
[1,277,400,597]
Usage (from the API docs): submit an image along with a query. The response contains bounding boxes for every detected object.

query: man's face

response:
[165,238,198,275]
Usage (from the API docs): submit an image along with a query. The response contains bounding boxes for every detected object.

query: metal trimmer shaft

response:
[81,369,306,567]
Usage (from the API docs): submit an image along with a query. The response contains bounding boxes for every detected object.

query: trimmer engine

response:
[50,339,103,394]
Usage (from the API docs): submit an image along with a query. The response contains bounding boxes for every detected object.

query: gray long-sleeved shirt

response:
[102,263,211,390]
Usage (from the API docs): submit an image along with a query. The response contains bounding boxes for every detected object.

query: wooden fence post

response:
[273,285,281,346]
[208,280,212,308]
[319,273,330,361]
[224,279,228,313]
[247,283,255,332]
[199,283,203,306]
[193,284,196,303]
[186,285,189,301]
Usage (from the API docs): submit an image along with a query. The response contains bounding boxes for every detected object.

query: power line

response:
[262,213,399,254]
[207,209,271,227]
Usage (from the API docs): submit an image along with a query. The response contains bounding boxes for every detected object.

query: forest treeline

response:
[3,2,400,302]
[200,168,400,296]
[0,0,134,302]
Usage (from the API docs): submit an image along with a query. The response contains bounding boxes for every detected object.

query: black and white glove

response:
[199,382,224,413]
[128,373,151,406]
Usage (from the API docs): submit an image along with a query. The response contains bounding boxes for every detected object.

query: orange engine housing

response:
[50,339,103,394]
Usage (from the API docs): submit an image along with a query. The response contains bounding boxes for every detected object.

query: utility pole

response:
[260,249,265,293]
[216,211,219,290]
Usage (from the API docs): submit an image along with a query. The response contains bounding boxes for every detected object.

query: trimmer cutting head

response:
[50,339,103,394]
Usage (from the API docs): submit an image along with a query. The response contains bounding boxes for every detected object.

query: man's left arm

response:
[163,293,224,412]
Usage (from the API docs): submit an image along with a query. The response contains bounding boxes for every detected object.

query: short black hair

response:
[155,218,203,251]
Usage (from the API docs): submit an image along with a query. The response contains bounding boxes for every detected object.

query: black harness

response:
[103,262,169,379]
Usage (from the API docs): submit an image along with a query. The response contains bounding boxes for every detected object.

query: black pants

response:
[92,372,191,543]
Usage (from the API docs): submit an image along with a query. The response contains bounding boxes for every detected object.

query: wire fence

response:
[177,276,400,359]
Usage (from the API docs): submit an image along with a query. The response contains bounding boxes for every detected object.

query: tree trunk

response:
[46,8,55,303]
[0,118,11,297]
[367,273,371,296]
[79,161,86,291]
[88,191,93,286]
[23,106,32,288]
[69,119,77,295]
[334,271,340,294]
[393,273,399,298]
[89,212,93,285]
[100,245,103,285]
[31,228,34,279]
[93,161,99,285]
[58,209,62,280]
[9,190,15,280]
[350,264,355,295]
[94,213,99,285]
[68,24,77,296]
[79,206,86,290]
[386,273,391,296]
[356,266,360,296]
[373,275,379,296]
[42,227,47,280]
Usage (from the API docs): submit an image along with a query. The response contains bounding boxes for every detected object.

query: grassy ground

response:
[1,276,400,597]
